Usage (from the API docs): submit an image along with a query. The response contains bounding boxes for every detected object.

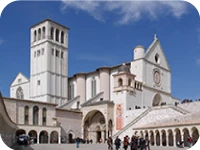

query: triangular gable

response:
[10,72,29,87]
[144,37,170,71]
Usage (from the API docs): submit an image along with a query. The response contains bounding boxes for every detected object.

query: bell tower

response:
[30,19,69,105]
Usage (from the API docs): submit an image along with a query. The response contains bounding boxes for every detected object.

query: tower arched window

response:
[91,77,96,97]
[33,106,39,125]
[34,30,37,42]
[118,78,123,86]
[16,86,24,99]
[24,106,29,125]
[61,31,64,43]
[38,28,41,40]
[56,29,59,42]
[50,27,54,40]
[42,27,46,39]
[42,108,47,126]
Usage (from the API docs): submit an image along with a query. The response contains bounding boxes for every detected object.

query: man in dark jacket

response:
[114,136,121,150]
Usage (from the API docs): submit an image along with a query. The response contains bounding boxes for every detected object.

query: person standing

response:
[123,136,129,150]
[75,137,81,148]
[107,136,113,150]
[114,136,121,150]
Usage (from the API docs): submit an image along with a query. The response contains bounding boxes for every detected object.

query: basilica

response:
[1,19,199,148]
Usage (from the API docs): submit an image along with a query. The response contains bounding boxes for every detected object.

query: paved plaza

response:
[12,143,188,150]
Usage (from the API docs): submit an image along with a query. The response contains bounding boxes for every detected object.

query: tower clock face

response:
[154,70,161,85]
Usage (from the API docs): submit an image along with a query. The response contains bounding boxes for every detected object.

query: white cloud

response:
[61,1,188,24]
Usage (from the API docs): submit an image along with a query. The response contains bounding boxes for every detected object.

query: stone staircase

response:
[112,108,152,139]
[112,104,189,139]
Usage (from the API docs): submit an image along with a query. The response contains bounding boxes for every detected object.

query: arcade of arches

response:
[83,110,113,143]
[15,129,59,144]
[134,126,199,147]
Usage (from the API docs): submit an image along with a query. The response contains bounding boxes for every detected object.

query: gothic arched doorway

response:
[68,133,73,143]
[83,110,106,143]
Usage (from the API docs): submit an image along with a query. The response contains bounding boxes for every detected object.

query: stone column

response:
[154,134,156,146]
[166,135,169,147]
[173,135,176,147]
[48,135,50,143]
[101,131,104,142]
[59,135,61,144]
[182,134,185,146]
[160,135,162,146]
[37,133,40,144]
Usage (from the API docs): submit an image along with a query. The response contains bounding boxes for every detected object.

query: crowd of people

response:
[107,135,150,150]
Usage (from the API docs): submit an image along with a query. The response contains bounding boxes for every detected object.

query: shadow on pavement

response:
[11,144,35,150]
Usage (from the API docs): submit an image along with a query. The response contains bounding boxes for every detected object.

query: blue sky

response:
[0,1,199,101]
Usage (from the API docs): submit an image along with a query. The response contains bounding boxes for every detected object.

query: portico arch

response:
[39,130,48,143]
[191,127,199,145]
[28,130,37,143]
[16,129,26,137]
[168,129,174,146]
[83,110,106,143]
[50,131,58,143]
[161,130,166,146]
[155,130,160,146]
[150,130,154,145]
[183,128,189,146]
[175,128,181,144]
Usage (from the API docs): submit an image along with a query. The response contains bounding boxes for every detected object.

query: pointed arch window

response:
[91,77,96,97]
[24,106,29,125]
[42,108,47,126]
[16,87,24,99]
[118,78,123,86]
[33,106,39,125]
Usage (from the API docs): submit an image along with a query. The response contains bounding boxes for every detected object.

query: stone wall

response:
[0,93,16,148]
[56,108,82,142]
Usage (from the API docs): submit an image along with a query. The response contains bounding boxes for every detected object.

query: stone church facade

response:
[2,19,199,147]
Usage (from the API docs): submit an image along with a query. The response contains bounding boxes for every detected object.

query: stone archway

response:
[83,110,106,143]
[50,131,58,143]
[168,129,174,146]
[16,129,26,137]
[175,128,181,144]
[183,128,190,146]
[150,130,154,146]
[161,130,166,146]
[39,131,48,143]
[155,130,160,146]
[28,130,37,143]
[68,133,73,143]
[191,127,199,145]
[152,94,162,106]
